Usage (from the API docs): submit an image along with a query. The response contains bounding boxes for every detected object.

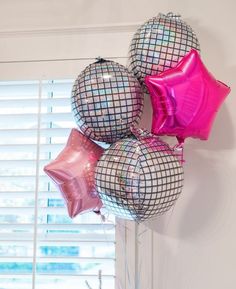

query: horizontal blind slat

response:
[0,128,72,137]
[0,176,48,181]
[0,144,64,152]
[0,207,68,214]
[0,191,60,198]
[0,238,115,246]
[0,160,49,168]
[0,257,115,264]
[0,224,114,230]
[0,97,71,107]
[0,233,115,242]
[0,112,73,122]
[0,273,114,278]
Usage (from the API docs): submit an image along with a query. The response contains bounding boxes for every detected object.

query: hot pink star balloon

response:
[44,128,104,218]
[145,49,231,142]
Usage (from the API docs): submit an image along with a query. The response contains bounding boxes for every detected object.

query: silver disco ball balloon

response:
[71,59,143,144]
[128,12,200,85]
[95,135,184,222]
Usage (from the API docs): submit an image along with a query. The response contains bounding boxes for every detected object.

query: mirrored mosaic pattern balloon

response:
[128,12,200,85]
[71,59,144,144]
[95,136,184,222]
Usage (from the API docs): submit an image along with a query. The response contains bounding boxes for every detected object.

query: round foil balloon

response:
[72,59,143,143]
[95,135,184,222]
[128,12,200,85]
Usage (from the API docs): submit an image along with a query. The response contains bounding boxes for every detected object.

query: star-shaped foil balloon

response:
[145,49,231,142]
[44,128,104,218]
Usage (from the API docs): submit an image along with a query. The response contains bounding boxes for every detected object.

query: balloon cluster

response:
[44,13,230,222]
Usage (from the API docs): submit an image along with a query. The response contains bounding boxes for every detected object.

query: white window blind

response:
[0,80,115,289]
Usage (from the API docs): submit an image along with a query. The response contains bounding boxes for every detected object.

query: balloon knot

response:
[95,57,108,63]
[166,12,181,19]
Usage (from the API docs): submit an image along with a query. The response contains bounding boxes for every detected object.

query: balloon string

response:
[131,125,185,164]
[85,280,93,289]
[98,269,102,289]
[99,214,146,289]
[85,212,115,289]
[85,270,102,289]
[113,218,136,289]
[173,138,185,164]
[99,213,134,288]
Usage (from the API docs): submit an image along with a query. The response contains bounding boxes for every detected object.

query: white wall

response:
[0,1,236,289]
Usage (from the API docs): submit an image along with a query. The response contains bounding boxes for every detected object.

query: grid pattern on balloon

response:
[95,137,184,221]
[71,61,143,143]
[128,13,200,84]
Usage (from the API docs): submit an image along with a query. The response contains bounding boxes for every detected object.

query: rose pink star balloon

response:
[145,49,231,142]
[44,128,103,218]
